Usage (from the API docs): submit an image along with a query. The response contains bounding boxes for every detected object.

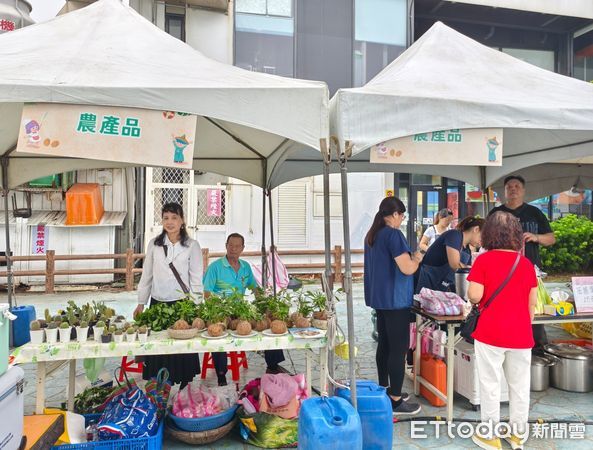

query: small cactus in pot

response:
[30,320,45,344]
[59,321,72,343]
[113,329,124,343]
[77,320,89,343]
[45,321,59,344]
[137,325,148,343]
[93,320,106,341]
[125,326,137,342]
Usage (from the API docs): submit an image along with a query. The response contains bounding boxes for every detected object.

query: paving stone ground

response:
[12,283,593,449]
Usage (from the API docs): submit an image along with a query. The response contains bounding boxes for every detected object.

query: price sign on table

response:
[572,277,593,313]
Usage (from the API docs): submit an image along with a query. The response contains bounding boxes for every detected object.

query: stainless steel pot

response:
[455,268,471,300]
[530,354,558,392]
[544,343,593,393]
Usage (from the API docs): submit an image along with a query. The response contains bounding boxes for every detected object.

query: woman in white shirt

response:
[134,202,203,387]
[418,208,454,251]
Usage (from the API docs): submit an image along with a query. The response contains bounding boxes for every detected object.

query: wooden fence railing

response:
[0,246,364,293]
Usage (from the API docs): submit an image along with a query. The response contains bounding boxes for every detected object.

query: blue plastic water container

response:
[11,305,36,347]
[336,380,393,450]
[298,396,362,450]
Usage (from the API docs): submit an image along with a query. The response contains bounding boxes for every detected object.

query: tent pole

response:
[335,138,357,409]
[480,166,490,217]
[268,189,277,296]
[1,157,14,309]
[321,138,335,395]
[261,176,268,290]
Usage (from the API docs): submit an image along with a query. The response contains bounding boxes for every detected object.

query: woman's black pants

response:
[375,308,410,397]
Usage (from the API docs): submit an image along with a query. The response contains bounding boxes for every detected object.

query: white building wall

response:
[186,7,231,64]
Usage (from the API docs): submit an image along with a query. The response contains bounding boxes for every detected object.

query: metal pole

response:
[321,138,335,394]
[1,157,14,308]
[336,139,357,408]
[268,189,277,296]
[261,163,268,289]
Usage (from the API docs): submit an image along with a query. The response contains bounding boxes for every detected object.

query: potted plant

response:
[125,327,137,342]
[93,320,106,341]
[101,330,112,344]
[46,321,58,344]
[198,296,229,337]
[113,315,126,330]
[30,320,44,344]
[77,321,89,343]
[307,291,329,330]
[233,300,259,336]
[59,321,72,343]
[291,294,314,328]
[137,325,148,343]
[113,329,124,343]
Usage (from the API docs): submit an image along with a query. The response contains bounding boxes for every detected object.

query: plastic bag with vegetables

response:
[535,278,552,315]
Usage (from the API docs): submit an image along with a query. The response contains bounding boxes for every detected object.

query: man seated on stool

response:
[203,232,285,386]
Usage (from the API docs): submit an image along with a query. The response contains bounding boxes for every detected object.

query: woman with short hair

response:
[468,211,537,450]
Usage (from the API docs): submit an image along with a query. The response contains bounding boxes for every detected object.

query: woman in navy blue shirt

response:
[416,216,484,294]
[364,196,424,415]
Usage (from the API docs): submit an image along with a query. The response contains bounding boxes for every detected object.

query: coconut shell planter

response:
[132,289,333,341]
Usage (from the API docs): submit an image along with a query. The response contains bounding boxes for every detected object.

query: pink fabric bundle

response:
[172,384,222,418]
[240,374,308,419]
[419,287,465,316]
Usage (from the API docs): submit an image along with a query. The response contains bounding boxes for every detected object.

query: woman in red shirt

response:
[467,211,537,450]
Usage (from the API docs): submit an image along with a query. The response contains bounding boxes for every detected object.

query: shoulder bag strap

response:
[162,245,190,294]
[482,252,521,310]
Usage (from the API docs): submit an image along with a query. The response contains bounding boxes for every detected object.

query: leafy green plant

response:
[134,298,200,331]
[231,298,260,322]
[540,215,593,273]
[197,295,229,324]
[305,290,327,311]
[295,294,314,318]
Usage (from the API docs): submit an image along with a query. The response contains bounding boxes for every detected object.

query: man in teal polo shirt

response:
[204,233,285,385]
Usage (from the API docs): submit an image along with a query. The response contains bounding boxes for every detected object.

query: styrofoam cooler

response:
[454,340,509,409]
[0,365,25,450]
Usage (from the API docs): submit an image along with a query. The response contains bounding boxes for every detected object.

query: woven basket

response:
[165,417,236,445]
[167,328,199,339]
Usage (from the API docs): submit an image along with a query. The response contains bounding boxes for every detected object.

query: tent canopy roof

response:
[330,22,593,191]
[0,0,328,188]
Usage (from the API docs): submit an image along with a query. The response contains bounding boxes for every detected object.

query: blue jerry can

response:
[11,305,36,347]
[298,396,362,450]
[336,380,393,450]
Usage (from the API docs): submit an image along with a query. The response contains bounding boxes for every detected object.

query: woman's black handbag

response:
[459,253,520,341]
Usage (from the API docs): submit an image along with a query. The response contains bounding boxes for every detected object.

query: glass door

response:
[408,186,440,250]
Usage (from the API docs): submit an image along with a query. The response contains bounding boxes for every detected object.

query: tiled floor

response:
[12,284,593,448]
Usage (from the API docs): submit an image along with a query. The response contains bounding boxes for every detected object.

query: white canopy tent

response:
[0,0,334,331]
[0,0,329,190]
[326,22,593,194]
[327,22,593,406]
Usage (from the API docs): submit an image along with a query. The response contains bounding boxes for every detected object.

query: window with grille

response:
[151,168,191,227]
